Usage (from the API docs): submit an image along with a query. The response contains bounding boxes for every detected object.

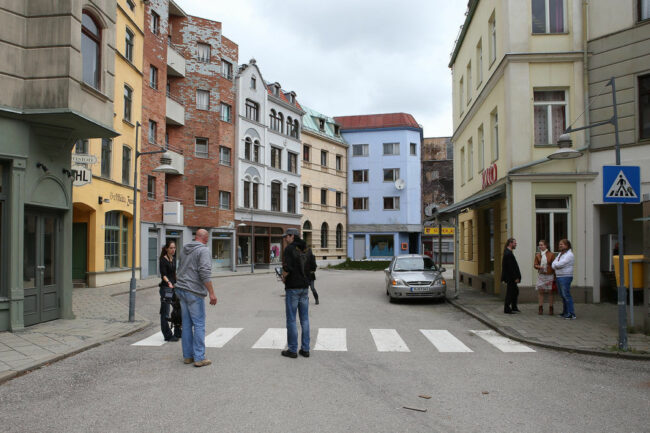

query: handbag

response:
[551,280,558,292]
[160,282,174,303]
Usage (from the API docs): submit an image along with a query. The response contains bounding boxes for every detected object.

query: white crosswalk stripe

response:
[471,330,536,352]
[314,328,347,351]
[420,329,473,352]
[205,328,243,348]
[252,328,287,349]
[370,329,410,352]
[131,331,166,346]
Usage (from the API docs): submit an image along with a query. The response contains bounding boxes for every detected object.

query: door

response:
[409,233,419,254]
[23,213,60,326]
[353,235,365,260]
[147,237,158,277]
[72,223,87,281]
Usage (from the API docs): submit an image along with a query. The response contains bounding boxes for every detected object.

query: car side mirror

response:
[384,268,389,272]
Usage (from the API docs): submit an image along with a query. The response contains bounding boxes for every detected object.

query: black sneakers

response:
[299,349,310,358]
[281,350,297,359]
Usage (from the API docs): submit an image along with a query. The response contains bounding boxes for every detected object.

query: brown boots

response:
[538,306,543,315]
[549,305,554,316]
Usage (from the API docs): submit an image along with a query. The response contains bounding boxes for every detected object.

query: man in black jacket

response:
[501,238,521,314]
[281,228,314,359]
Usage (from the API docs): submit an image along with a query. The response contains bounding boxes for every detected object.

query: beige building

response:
[301,106,347,265]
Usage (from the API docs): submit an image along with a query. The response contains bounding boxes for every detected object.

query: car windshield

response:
[393,257,438,272]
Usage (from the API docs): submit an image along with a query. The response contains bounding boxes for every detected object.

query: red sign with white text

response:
[482,163,498,189]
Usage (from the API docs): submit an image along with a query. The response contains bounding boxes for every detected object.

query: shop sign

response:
[72,165,92,186]
[482,163,498,189]
[71,154,98,165]
[423,227,455,235]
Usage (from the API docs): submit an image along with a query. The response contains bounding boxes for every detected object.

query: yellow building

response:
[72,0,144,287]
[301,106,348,264]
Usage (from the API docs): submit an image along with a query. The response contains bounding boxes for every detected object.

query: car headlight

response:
[391,278,406,286]
[433,278,446,286]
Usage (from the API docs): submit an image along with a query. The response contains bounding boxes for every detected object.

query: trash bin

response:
[613,255,645,289]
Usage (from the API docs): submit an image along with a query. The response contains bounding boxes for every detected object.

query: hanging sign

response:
[72,165,92,186]
[482,163,498,189]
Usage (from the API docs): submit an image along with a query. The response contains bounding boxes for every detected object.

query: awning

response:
[433,184,506,221]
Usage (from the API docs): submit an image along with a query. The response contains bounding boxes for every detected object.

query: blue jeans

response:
[285,288,310,353]
[556,276,574,316]
[176,289,206,362]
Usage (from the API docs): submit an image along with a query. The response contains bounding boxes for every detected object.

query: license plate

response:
[410,286,431,292]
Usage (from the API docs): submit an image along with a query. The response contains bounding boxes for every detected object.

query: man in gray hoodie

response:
[174,229,217,367]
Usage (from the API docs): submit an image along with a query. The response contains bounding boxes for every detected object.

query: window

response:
[81,11,101,89]
[334,125,340,136]
[149,65,158,89]
[476,39,483,86]
[195,186,208,206]
[244,138,251,160]
[321,189,327,205]
[126,0,135,11]
[219,191,230,210]
[243,181,251,208]
[123,85,132,122]
[220,103,232,122]
[321,222,329,249]
[288,117,299,138]
[353,197,369,210]
[147,175,156,199]
[478,125,485,171]
[491,109,499,161]
[197,43,210,62]
[303,185,311,203]
[219,146,231,166]
[352,169,369,183]
[336,224,343,248]
[269,110,280,131]
[196,90,210,110]
[383,168,399,182]
[465,220,473,261]
[468,138,474,180]
[466,62,472,103]
[459,77,464,113]
[639,74,650,139]
[532,0,565,34]
[221,59,233,79]
[148,120,157,143]
[534,90,566,145]
[303,145,310,162]
[125,27,134,62]
[320,150,328,167]
[252,183,259,208]
[195,138,208,158]
[535,197,569,251]
[271,182,281,211]
[250,76,256,89]
[245,99,259,122]
[122,146,131,184]
[253,141,261,163]
[151,11,160,35]
[370,235,393,257]
[105,212,129,268]
[288,152,298,173]
[460,146,466,184]
[410,143,417,156]
[271,147,281,169]
[488,11,496,64]
[101,138,111,178]
[287,185,296,213]
[75,139,88,154]
[336,192,342,208]
[640,0,650,21]
[336,155,342,171]
[383,197,400,210]
[383,142,400,155]
[352,144,368,156]
[318,118,325,131]
[277,112,284,134]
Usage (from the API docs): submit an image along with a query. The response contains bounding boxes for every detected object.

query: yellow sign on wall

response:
[423,227,454,235]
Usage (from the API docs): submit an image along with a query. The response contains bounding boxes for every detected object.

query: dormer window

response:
[318,119,325,131]
[334,125,340,136]
[251,76,256,89]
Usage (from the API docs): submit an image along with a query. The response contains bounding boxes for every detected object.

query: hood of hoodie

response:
[183,240,206,255]
[293,238,307,250]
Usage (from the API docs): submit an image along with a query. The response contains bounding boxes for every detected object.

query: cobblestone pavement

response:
[448,281,650,359]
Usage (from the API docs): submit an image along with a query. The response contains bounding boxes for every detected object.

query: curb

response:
[0,320,151,386]
[447,298,650,361]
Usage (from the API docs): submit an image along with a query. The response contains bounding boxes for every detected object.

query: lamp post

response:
[548,76,627,350]
[238,206,255,273]
[128,121,167,322]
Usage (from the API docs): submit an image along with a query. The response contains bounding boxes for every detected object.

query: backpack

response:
[297,247,310,280]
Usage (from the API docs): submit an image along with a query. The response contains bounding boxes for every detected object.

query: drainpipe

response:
[582,0,590,300]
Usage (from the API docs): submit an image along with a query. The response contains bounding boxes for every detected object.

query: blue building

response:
[334,113,423,260]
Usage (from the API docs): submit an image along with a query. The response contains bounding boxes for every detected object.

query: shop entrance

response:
[23,212,61,326]
[72,223,87,281]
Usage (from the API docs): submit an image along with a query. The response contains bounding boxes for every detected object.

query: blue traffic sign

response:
[603,165,640,203]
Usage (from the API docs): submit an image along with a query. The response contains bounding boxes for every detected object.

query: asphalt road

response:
[1,270,649,433]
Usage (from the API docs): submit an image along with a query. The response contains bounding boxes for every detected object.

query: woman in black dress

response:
[159,241,181,341]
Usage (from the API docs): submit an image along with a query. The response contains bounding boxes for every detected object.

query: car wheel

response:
[388,295,396,304]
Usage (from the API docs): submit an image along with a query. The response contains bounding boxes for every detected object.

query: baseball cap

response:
[282,228,299,237]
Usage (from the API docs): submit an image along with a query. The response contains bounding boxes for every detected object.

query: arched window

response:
[244,137,252,160]
[287,184,296,213]
[303,221,312,248]
[336,224,343,248]
[286,116,293,136]
[303,220,312,231]
[253,140,261,162]
[320,222,329,249]
[271,181,281,211]
[270,109,278,131]
[82,11,101,88]
[293,119,300,139]
[278,112,284,134]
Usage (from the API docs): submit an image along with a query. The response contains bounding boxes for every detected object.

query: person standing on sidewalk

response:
[307,246,318,305]
[501,238,521,314]
[533,239,555,315]
[552,239,575,320]
[281,228,313,359]
[159,241,181,341]
[174,229,217,367]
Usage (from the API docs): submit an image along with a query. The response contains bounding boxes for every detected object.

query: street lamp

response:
[237,206,255,273]
[548,76,628,350]
[128,121,168,323]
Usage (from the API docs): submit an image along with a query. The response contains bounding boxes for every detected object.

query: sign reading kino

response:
[482,163,497,189]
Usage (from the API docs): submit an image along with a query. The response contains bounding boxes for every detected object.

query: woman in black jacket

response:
[159,241,180,341]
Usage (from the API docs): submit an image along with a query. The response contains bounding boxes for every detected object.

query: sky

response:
[178,0,468,137]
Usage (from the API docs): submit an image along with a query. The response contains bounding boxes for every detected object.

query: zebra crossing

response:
[132,327,535,353]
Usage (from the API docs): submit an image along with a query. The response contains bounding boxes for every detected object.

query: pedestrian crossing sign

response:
[603,165,640,203]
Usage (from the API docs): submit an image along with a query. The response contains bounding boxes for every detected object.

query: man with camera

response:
[174,229,217,367]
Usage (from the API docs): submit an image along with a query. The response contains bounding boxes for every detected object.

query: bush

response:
[328,259,390,271]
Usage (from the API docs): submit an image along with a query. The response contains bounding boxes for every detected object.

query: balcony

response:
[166,94,185,126]
[157,144,184,175]
[167,42,186,77]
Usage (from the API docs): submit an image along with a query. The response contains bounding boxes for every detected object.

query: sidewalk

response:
[448,281,650,359]
[0,269,275,384]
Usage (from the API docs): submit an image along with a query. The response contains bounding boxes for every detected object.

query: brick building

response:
[139,0,238,278]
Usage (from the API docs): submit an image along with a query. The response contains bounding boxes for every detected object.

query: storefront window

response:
[370,235,394,257]
[270,238,282,264]
[212,235,232,269]
[535,197,569,252]
[105,211,130,269]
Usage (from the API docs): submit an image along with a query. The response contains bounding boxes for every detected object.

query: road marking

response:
[314,328,347,351]
[205,328,243,348]
[131,332,166,346]
[471,330,535,352]
[420,330,473,352]
[252,328,287,349]
[370,329,410,352]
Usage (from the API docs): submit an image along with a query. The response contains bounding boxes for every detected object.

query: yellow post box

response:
[613,255,645,289]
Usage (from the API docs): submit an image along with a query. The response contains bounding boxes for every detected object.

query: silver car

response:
[384,255,446,302]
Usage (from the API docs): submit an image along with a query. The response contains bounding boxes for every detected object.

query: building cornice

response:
[301,128,348,147]
[508,172,598,182]
[268,94,305,116]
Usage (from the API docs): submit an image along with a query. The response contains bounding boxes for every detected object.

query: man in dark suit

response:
[501,238,521,314]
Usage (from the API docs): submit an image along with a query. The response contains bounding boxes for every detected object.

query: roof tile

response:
[334,113,420,130]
